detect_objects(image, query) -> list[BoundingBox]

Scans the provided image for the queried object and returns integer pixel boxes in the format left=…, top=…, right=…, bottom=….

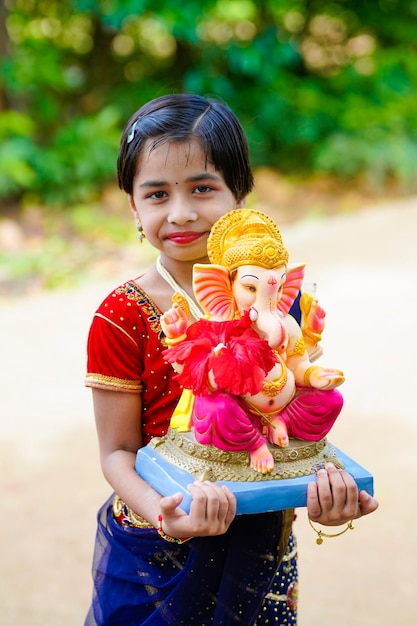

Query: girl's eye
left=149, top=190, right=167, bottom=200
left=194, top=185, right=213, bottom=194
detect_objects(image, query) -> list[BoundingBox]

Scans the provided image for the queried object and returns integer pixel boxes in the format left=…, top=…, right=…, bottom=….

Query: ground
left=1, top=197, right=416, bottom=625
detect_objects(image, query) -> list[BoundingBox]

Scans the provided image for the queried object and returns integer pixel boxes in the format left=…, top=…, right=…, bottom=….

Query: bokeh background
left=1, top=1, right=416, bottom=624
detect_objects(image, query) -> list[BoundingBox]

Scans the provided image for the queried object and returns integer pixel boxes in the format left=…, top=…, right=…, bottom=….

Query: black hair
left=117, top=93, right=254, bottom=202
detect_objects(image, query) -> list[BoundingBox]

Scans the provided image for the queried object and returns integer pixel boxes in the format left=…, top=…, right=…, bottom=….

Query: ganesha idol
left=159, top=209, right=345, bottom=476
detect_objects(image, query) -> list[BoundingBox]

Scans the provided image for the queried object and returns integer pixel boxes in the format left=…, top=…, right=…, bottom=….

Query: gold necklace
left=156, top=256, right=204, bottom=321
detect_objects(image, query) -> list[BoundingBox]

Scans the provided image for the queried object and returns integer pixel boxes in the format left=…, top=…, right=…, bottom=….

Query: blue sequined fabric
left=85, top=496, right=298, bottom=625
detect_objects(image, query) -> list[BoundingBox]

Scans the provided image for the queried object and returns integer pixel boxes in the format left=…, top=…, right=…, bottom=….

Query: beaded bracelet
left=156, top=515, right=192, bottom=544
left=308, top=517, right=354, bottom=545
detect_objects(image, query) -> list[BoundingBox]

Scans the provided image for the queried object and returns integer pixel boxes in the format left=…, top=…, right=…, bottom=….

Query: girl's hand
left=159, top=480, right=236, bottom=539
left=307, top=463, right=378, bottom=526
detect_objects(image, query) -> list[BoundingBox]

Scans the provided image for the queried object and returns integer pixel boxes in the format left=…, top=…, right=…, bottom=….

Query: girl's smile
left=164, top=231, right=206, bottom=245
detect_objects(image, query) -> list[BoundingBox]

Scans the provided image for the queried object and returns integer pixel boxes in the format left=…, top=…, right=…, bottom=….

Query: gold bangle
left=156, top=515, right=192, bottom=544
left=308, top=517, right=354, bottom=545
left=302, top=327, right=323, bottom=344
left=303, top=365, right=320, bottom=387
left=164, top=333, right=187, bottom=347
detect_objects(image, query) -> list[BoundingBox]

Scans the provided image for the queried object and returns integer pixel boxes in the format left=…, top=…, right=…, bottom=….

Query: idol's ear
left=193, top=264, right=237, bottom=321
left=278, top=263, right=306, bottom=316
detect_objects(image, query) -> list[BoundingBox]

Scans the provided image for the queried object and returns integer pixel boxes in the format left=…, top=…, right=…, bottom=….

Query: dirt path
left=1, top=198, right=416, bottom=625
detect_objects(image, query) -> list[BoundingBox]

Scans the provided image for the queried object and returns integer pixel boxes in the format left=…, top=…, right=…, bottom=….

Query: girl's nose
left=167, top=196, right=197, bottom=224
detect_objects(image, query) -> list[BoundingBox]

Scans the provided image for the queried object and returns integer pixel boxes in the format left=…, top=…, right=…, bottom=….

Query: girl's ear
left=128, top=194, right=142, bottom=232
left=128, top=194, right=139, bottom=219
left=237, top=195, right=247, bottom=208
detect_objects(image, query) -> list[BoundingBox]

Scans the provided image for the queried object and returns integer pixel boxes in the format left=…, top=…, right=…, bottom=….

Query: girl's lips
left=165, top=231, right=206, bottom=245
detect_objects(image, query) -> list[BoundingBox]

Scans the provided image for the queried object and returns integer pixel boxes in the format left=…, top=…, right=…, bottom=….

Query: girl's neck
left=156, top=255, right=206, bottom=320
left=157, top=254, right=208, bottom=292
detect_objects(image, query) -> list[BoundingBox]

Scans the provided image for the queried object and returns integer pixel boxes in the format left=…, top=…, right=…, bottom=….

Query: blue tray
left=136, top=445, right=374, bottom=515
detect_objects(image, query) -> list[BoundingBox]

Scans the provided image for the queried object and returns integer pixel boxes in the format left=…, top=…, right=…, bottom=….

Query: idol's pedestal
left=136, top=427, right=374, bottom=514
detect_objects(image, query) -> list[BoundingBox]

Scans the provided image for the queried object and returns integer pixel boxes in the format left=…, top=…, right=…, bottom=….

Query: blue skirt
left=85, top=496, right=298, bottom=625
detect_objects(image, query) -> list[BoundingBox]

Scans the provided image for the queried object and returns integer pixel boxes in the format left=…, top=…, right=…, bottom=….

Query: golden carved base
left=148, top=427, right=344, bottom=483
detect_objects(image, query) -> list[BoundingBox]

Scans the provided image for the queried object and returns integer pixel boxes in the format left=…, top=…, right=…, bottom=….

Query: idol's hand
left=308, top=366, right=345, bottom=390
left=302, top=296, right=326, bottom=335
left=160, top=302, right=189, bottom=340
left=307, top=463, right=378, bottom=526
left=159, top=480, right=236, bottom=539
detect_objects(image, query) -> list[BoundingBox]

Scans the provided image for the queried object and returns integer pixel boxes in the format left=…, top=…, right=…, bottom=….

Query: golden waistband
left=112, top=494, right=154, bottom=529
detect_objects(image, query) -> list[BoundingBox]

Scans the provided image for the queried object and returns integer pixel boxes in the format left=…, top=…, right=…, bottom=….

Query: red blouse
left=85, top=280, right=182, bottom=444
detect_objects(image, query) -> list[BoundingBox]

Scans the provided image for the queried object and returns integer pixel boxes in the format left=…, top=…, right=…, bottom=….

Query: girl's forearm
left=101, top=449, right=163, bottom=527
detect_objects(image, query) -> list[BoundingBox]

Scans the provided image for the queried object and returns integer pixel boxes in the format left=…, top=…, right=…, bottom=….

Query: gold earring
left=137, top=224, right=146, bottom=243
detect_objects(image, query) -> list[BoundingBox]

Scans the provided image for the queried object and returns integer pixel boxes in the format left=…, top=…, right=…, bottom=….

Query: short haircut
left=117, top=93, right=254, bottom=202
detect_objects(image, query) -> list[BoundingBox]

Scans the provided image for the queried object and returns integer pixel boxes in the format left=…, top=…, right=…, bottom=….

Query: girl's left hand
left=307, top=462, right=378, bottom=526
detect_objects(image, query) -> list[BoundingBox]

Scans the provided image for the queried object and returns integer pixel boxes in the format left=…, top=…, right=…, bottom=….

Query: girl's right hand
left=159, top=481, right=237, bottom=538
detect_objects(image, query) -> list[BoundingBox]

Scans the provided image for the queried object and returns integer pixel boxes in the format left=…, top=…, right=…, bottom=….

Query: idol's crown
left=207, top=209, right=289, bottom=271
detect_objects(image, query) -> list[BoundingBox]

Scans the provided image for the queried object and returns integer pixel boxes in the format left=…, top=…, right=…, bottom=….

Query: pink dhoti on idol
left=193, top=387, right=343, bottom=452
left=278, top=387, right=343, bottom=441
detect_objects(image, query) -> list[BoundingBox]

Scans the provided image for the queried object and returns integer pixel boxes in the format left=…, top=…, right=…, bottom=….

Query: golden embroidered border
left=115, top=281, right=163, bottom=338
left=85, top=373, right=143, bottom=392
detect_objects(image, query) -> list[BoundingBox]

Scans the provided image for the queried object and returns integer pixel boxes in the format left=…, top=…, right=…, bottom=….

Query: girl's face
left=128, top=138, right=245, bottom=266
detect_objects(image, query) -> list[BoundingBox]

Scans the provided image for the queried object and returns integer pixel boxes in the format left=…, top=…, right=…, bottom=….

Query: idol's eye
left=243, top=284, right=256, bottom=293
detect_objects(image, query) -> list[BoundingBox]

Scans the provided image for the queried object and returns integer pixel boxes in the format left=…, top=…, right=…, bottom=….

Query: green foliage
left=33, top=107, right=122, bottom=203
left=1, top=0, right=417, bottom=207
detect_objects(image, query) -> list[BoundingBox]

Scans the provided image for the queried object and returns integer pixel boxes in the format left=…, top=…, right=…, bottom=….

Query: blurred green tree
left=1, top=0, right=417, bottom=205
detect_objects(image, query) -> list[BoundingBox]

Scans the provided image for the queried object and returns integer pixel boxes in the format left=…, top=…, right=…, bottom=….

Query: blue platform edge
left=136, top=445, right=374, bottom=515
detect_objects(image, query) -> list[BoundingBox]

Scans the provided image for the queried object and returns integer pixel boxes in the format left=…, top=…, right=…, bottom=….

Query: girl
left=84, top=93, right=378, bottom=625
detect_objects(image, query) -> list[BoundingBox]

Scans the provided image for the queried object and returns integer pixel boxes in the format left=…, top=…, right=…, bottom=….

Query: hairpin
left=127, top=120, right=138, bottom=144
